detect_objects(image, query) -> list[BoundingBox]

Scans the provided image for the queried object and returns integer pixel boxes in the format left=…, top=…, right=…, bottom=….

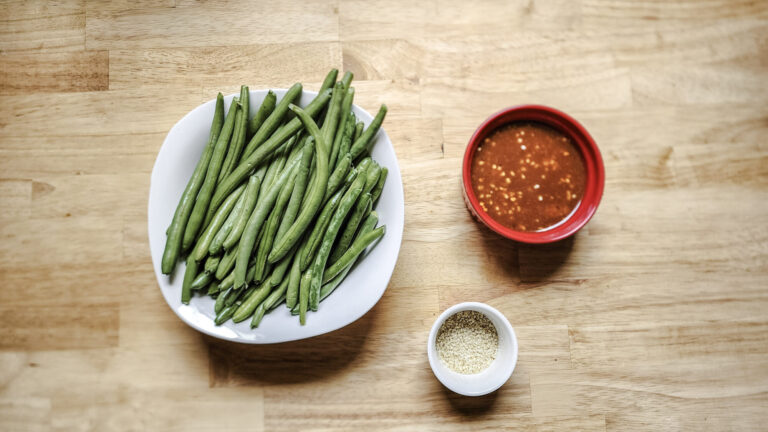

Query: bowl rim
left=427, top=302, right=518, bottom=396
left=461, top=104, right=605, bottom=244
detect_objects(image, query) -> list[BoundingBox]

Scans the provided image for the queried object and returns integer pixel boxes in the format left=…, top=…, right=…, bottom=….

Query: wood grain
left=1, top=0, right=767, bottom=430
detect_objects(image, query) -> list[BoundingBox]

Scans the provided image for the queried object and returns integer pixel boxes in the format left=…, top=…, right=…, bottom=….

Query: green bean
left=318, top=68, right=338, bottom=95
left=329, top=193, right=371, bottom=264
left=183, top=97, right=240, bottom=249
left=309, top=169, right=366, bottom=310
left=253, top=172, right=295, bottom=283
left=190, top=183, right=245, bottom=262
left=323, top=225, right=385, bottom=284
left=267, top=104, right=331, bottom=264
left=214, top=303, right=237, bottom=325
left=207, top=280, right=221, bottom=295
left=269, top=245, right=296, bottom=287
left=251, top=276, right=289, bottom=328
left=219, top=174, right=261, bottom=252
left=217, top=260, right=257, bottom=293
left=357, top=157, right=373, bottom=173
left=370, top=166, right=388, bottom=205
left=232, top=280, right=272, bottom=323
left=363, top=162, right=382, bottom=195
left=181, top=255, right=199, bottom=304
left=248, top=90, right=276, bottom=138
left=323, top=154, right=352, bottom=202
left=241, top=83, right=302, bottom=160
left=336, top=112, right=355, bottom=168
left=276, top=143, right=313, bottom=245
left=298, top=180, right=350, bottom=271
left=234, top=155, right=301, bottom=288
left=162, top=93, right=224, bottom=274
left=320, top=211, right=379, bottom=302
left=320, top=82, right=345, bottom=157
left=204, top=255, right=221, bottom=274
left=329, top=88, right=355, bottom=172
left=350, top=105, right=387, bottom=161
left=208, top=179, right=249, bottom=255
left=340, top=70, right=354, bottom=89
left=270, top=294, right=286, bottom=310
left=220, top=86, right=249, bottom=182
left=286, top=251, right=302, bottom=308
left=299, top=269, right=311, bottom=325
left=354, top=120, right=364, bottom=142
left=209, top=89, right=331, bottom=216
left=190, top=270, right=213, bottom=291
left=215, top=287, right=231, bottom=314
left=257, top=140, right=287, bottom=199
left=225, top=285, right=251, bottom=307
left=215, top=243, right=239, bottom=280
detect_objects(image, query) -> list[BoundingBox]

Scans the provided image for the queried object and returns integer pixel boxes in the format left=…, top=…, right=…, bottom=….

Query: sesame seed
left=436, top=311, right=499, bottom=375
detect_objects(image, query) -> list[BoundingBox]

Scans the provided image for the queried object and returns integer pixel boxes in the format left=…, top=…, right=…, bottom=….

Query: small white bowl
left=427, top=302, right=518, bottom=396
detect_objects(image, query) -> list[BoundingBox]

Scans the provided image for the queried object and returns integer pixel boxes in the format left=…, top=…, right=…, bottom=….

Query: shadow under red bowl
left=462, top=105, right=605, bottom=244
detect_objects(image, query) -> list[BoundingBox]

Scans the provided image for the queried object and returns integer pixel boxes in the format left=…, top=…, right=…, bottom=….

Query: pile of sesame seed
left=436, top=310, right=499, bottom=374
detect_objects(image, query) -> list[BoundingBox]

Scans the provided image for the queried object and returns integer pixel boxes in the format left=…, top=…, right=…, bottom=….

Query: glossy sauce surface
left=470, top=122, right=586, bottom=232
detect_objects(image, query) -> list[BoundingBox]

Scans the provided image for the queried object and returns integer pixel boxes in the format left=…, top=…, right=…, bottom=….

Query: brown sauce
left=470, top=122, right=586, bottom=232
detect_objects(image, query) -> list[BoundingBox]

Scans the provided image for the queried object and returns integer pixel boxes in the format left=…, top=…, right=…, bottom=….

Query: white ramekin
left=427, top=302, right=518, bottom=396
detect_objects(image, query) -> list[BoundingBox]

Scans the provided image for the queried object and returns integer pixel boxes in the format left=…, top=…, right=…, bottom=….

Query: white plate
left=148, top=89, right=404, bottom=343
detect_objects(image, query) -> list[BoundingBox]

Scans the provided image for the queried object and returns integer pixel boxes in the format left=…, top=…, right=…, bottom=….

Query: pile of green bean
left=161, top=69, right=388, bottom=327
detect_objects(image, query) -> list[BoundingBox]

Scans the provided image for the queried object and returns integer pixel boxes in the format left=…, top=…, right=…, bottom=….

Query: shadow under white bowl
left=148, top=89, right=404, bottom=344
left=427, top=302, right=518, bottom=396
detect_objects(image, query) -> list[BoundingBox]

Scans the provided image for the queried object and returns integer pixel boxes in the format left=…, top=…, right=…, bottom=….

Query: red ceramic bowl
left=462, top=105, right=604, bottom=244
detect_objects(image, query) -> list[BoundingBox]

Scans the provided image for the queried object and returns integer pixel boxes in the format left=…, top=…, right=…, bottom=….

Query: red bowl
left=462, top=105, right=605, bottom=244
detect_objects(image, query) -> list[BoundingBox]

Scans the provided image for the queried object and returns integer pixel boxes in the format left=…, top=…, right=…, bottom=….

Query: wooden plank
left=0, top=89, right=203, bottom=137
left=0, top=0, right=85, bottom=53
left=339, top=0, right=581, bottom=41
left=0, top=133, right=162, bottom=177
left=0, top=51, right=108, bottom=94
left=530, top=366, right=768, bottom=431
left=86, top=0, right=339, bottom=49
left=0, top=179, right=32, bottom=220
left=109, top=43, right=342, bottom=90
left=0, top=302, right=119, bottom=350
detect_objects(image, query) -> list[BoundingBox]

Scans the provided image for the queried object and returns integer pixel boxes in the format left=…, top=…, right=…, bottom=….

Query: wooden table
left=2, top=1, right=767, bottom=430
